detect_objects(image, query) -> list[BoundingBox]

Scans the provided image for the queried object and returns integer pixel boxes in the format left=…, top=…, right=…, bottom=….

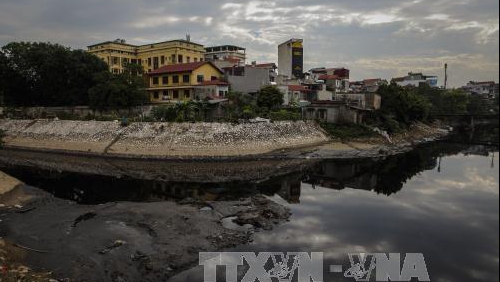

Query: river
left=0, top=141, right=498, bottom=282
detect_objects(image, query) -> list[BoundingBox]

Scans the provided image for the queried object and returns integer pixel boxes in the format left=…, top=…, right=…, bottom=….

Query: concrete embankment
left=0, top=119, right=329, bottom=158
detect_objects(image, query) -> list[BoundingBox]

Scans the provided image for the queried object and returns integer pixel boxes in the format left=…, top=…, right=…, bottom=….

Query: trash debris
left=13, top=243, right=48, bottom=254
left=99, top=240, right=126, bottom=255
left=72, top=212, right=97, bottom=227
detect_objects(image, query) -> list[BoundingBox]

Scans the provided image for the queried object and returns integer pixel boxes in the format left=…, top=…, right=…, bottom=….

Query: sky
left=0, top=0, right=498, bottom=87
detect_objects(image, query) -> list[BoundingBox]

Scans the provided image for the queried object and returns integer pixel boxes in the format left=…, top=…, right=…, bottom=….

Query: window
left=194, top=58, right=198, bottom=62
left=211, top=76, right=217, bottom=81
left=161, top=56, right=165, bottom=65
left=162, top=76, right=168, bottom=85
left=187, top=56, right=190, bottom=63
left=197, top=75, right=204, bottom=83
left=112, top=57, right=118, bottom=65
left=183, top=75, right=190, bottom=83
left=178, top=54, right=183, bottom=63
left=152, top=77, right=159, bottom=85
left=219, top=91, right=223, bottom=96
left=148, top=58, right=152, bottom=66
left=171, top=54, right=176, bottom=63
left=173, top=90, right=179, bottom=99
left=153, top=91, right=159, bottom=99
left=172, top=75, right=179, bottom=83
left=153, top=57, right=159, bottom=69
left=184, top=90, right=190, bottom=98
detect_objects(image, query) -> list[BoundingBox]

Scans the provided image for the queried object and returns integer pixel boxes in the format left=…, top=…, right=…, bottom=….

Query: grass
left=320, top=123, right=377, bottom=140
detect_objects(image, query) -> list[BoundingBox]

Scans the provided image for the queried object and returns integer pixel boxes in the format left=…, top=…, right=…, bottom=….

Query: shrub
left=0, top=129, right=5, bottom=148
left=152, top=105, right=177, bottom=122
left=320, top=123, right=377, bottom=140
left=270, top=109, right=301, bottom=121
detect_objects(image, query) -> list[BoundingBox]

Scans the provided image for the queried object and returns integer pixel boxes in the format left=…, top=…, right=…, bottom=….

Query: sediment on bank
left=0, top=119, right=329, bottom=157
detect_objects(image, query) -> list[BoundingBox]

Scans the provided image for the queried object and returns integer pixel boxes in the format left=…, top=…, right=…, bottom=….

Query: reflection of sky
left=170, top=153, right=499, bottom=282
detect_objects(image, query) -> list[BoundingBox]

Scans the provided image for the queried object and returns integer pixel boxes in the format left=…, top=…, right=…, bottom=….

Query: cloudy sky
left=0, top=0, right=498, bottom=87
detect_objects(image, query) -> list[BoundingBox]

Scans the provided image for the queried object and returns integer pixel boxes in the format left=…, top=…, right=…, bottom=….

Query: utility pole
left=444, top=63, right=448, bottom=90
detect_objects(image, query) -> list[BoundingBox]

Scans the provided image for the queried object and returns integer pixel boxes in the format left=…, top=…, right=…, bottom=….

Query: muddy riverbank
left=0, top=174, right=291, bottom=282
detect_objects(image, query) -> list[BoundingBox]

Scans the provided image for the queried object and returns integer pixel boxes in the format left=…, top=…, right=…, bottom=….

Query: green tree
left=88, top=67, right=148, bottom=111
left=377, top=83, right=431, bottom=125
left=0, top=42, right=108, bottom=106
left=226, top=91, right=257, bottom=120
left=257, top=86, right=284, bottom=111
left=414, top=84, right=468, bottom=115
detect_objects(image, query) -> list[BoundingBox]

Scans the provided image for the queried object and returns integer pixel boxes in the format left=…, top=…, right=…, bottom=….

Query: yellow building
left=147, top=61, right=226, bottom=103
left=87, top=38, right=206, bottom=74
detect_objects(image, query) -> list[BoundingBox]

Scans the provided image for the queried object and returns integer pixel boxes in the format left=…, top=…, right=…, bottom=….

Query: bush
left=270, top=109, right=301, bottom=121
left=320, top=123, right=377, bottom=140
left=175, top=112, right=185, bottom=123
left=152, top=105, right=177, bottom=122
left=0, top=129, right=5, bottom=148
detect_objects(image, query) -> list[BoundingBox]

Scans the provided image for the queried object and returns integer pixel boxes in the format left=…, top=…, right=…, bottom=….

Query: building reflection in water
left=0, top=142, right=496, bottom=206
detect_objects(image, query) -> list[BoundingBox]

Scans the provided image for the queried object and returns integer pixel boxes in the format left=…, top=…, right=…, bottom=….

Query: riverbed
left=0, top=140, right=498, bottom=282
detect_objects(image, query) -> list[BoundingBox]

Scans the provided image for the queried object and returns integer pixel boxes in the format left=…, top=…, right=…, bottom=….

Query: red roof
left=364, top=78, right=381, bottom=85
left=198, top=80, right=230, bottom=86
left=248, top=63, right=277, bottom=69
left=288, top=85, right=309, bottom=92
left=470, top=81, right=495, bottom=85
left=148, top=61, right=222, bottom=75
left=318, top=74, right=339, bottom=80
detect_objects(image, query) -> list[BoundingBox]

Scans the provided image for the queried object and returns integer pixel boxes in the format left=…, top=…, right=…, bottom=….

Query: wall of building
left=226, top=67, right=271, bottom=94
left=278, top=39, right=303, bottom=79
left=87, top=40, right=205, bottom=73
left=147, top=64, right=223, bottom=103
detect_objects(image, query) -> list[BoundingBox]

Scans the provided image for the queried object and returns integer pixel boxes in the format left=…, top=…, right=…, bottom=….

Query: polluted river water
left=0, top=141, right=498, bottom=282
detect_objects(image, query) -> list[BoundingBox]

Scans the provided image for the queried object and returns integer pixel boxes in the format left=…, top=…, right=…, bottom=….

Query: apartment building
left=87, top=38, right=206, bottom=74
left=204, top=45, right=246, bottom=65
left=147, top=61, right=224, bottom=103
left=278, top=38, right=304, bottom=79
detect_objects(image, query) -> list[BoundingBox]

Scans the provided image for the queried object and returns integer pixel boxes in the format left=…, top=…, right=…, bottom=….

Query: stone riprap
left=0, top=119, right=329, bottom=157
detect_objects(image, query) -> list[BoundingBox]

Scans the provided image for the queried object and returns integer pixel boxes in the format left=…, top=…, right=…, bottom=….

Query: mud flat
left=0, top=173, right=291, bottom=282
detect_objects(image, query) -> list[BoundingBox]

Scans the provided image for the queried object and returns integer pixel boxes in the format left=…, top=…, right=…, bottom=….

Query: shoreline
left=0, top=119, right=451, bottom=162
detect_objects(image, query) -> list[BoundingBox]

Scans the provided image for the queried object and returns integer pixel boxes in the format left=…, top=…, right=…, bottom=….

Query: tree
left=257, top=86, right=284, bottom=111
left=0, top=42, right=108, bottom=106
left=88, top=66, right=148, bottom=111
left=414, top=84, right=468, bottom=115
left=377, top=84, right=431, bottom=125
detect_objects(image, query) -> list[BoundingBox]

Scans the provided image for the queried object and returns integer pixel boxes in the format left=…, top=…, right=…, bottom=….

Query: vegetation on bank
left=368, top=83, right=498, bottom=134
left=0, top=129, right=4, bottom=148
left=0, top=42, right=146, bottom=110
left=320, top=123, right=377, bottom=140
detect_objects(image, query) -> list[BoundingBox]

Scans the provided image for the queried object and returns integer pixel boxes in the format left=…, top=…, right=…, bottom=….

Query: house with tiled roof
left=147, top=61, right=227, bottom=103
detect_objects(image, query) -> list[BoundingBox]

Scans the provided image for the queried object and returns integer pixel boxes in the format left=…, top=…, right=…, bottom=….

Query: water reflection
left=170, top=144, right=499, bottom=282
left=0, top=143, right=496, bottom=205
left=1, top=142, right=498, bottom=282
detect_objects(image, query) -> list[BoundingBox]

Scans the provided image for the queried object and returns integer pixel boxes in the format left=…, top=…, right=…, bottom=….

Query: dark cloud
left=0, top=0, right=497, bottom=86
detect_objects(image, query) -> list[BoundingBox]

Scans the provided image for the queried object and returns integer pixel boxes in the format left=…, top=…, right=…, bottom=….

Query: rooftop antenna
left=444, top=63, right=448, bottom=89
left=186, top=33, right=191, bottom=42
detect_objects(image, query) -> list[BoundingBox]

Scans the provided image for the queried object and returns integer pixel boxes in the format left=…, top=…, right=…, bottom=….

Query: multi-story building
left=87, top=38, right=206, bottom=74
left=147, top=61, right=225, bottom=103
left=278, top=39, right=304, bottom=79
left=392, top=72, right=438, bottom=87
left=223, top=63, right=278, bottom=94
left=204, top=45, right=246, bottom=65
left=462, top=81, right=497, bottom=97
